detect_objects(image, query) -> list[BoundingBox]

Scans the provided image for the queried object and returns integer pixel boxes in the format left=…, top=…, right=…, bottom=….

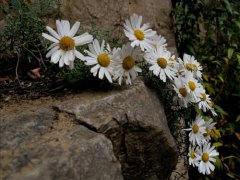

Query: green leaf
left=223, top=0, right=233, bottom=14
left=215, top=105, right=228, bottom=116
left=213, top=142, right=223, bottom=147
left=215, top=156, right=223, bottom=170
left=227, top=173, right=235, bottom=179
left=236, top=115, right=240, bottom=122
left=228, top=48, right=234, bottom=59
left=235, top=20, right=240, bottom=29
left=217, top=74, right=224, bottom=82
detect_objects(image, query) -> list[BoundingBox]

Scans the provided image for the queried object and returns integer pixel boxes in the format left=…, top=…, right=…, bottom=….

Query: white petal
left=64, top=53, right=70, bottom=65
left=46, top=26, right=60, bottom=39
left=105, top=69, right=112, bottom=83
left=56, top=20, right=64, bottom=37
left=42, top=33, right=59, bottom=43
left=59, top=55, right=64, bottom=67
left=68, top=21, right=80, bottom=37
left=47, top=43, right=58, bottom=50
left=91, top=64, right=100, bottom=74
left=61, top=20, right=70, bottom=35
left=99, top=67, right=104, bottom=79
left=51, top=50, right=61, bottom=63
left=69, top=50, right=75, bottom=61
left=74, top=33, right=93, bottom=46
left=75, top=50, right=85, bottom=61
left=46, top=45, right=59, bottom=58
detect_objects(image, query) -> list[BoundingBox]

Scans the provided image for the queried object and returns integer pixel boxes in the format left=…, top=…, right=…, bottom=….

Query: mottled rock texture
left=0, top=108, right=123, bottom=180
left=56, top=0, right=177, bottom=54
left=55, top=79, right=178, bottom=179
left=1, top=79, right=178, bottom=180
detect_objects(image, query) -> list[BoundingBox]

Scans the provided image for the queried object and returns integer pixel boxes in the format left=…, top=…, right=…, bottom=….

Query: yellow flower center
left=202, top=153, right=209, bottom=162
left=185, top=63, right=192, bottom=71
left=59, top=36, right=75, bottom=51
left=179, top=87, right=187, bottom=97
left=192, top=64, right=198, bottom=71
left=97, top=53, right=110, bottom=67
left=157, top=58, right=167, bottom=69
left=190, top=150, right=196, bottom=159
left=169, top=58, right=175, bottom=62
left=192, top=124, right=199, bottom=133
left=201, top=93, right=206, bottom=101
left=122, top=56, right=135, bottom=70
left=134, top=29, right=144, bottom=41
left=153, top=44, right=157, bottom=49
left=188, top=81, right=196, bottom=91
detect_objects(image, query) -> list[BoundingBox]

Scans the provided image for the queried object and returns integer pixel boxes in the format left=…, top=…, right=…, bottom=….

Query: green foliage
left=173, top=0, right=240, bottom=179
left=0, top=0, right=59, bottom=77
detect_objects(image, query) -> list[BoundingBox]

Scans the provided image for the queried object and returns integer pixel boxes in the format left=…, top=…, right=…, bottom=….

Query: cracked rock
left=0, top=109, right=123, bottom=180
left=55, top=79, right=178, bottom=179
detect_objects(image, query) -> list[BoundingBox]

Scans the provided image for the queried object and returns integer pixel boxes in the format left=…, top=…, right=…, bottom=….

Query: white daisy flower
left=197, top=87, right=213, bottom=111
left=150, top=34, right=167, bottom=51
left=124, top=14, right=156, bottom=51
left=185, top=115, right=206, bottom=146
left=112, top=43, right=142, bottom=85
left=173, top=76, right=192, bottom=107
left=196, top=142, right=219, bottom=175
left=188, top=146, right=200, bottom=167
left=183, top=71, right=202, bottom=102
left=144, top=47, right=176, bottom=82
left=183, top=54, right=203, bottom=79
left=203, top=119, right=216, bottom=142
left=174, top=57, right=186, bottom=78
left=84, top=39, right=118, bottom=83
left=42, top=20, right=93, bottom=68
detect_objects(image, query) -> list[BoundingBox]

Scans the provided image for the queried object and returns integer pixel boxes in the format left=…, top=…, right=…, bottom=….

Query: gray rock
left=48, top=0, right=177, bottom=55
left=0, top=108, right=123, bottom=180
left=55, top=79, right=178, bottom=179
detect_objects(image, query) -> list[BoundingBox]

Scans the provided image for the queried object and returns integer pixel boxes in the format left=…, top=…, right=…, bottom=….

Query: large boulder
left=0, top=79, right=178, bottom=180
left=55, top=79, right=178, bottom=179
left=0, top=107, right=123, bottom=180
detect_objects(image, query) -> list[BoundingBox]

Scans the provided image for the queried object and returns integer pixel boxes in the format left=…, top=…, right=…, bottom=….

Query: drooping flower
left=173, top=57, right=186, bottom=78
left=183, top=71, right=202, bottom=102
left=173, top=76, right=193, bottom=107
left=203, top=119, right=216, bottom=142
left=149, top=34, right=167, bottom=51
left=112, top=43, right=142, bottom=85
left=183, top=54, right=203, bottom=79
left=42, top=20, right=93, bottom=68
left=185, top=115, right=206, bottom=146
left=84, top=39, right=118, bottom=83
left=144, top=47, right=176, bottom=82
left=123, top=14, right=156, bottom=51
left=196, top=143, right=219, bottom=175
left=188, top=146, right=200, bottom=167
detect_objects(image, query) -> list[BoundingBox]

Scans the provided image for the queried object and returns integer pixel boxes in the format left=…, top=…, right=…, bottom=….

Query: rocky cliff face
left=0, top=79, right=178, bottom=179
left=55, top=0, right=177, bottom=54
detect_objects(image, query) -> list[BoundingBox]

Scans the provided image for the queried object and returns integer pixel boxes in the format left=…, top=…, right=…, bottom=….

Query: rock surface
left=57, top=0, right=177, bottom=54
left=1, top=79, right=178, bottom=180
left=0, top=107, right=123, bottom=180
left=55, top=79, right=178, bottom=179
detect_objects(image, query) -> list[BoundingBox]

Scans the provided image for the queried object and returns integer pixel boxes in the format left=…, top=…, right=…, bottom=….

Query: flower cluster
left=42, top=14, right=219, bottom=175
left=185, top=116, right=219, bottom=174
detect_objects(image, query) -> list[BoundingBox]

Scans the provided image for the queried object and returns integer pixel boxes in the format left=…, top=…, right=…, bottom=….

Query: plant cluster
left=42, top=14, right=220, bottom=176
left=0, top=0, right=60, bottom=78
left=173, top=0, right=240, bottom=179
